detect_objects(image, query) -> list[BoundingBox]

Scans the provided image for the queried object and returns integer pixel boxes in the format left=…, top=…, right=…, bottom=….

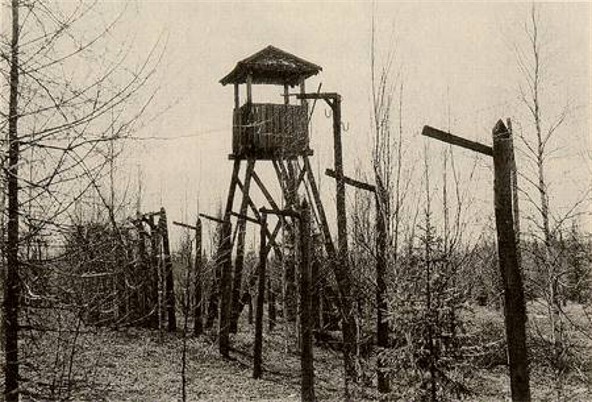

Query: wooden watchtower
left=221, top=45, right=319, bottom=160
left=219, top=46, right=334, bottom=331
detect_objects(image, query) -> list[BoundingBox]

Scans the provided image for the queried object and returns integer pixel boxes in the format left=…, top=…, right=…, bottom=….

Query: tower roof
left=220, top=45, right=322, bottom=87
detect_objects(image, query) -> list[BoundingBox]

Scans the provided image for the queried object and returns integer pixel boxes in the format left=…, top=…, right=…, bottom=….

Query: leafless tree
left=514, top=5, right=590, bottom=398
left=1, top=1, right=164, bottom=399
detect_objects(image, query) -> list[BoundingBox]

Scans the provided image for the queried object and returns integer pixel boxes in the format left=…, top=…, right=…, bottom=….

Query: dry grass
left=8, top=300, right=592, bottom=401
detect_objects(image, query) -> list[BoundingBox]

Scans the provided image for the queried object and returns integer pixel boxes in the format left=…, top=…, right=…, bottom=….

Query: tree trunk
left=4, top=1, right=20, bottom=400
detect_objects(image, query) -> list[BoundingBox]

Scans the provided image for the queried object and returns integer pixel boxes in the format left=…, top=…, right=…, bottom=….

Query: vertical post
left=234, top=83, right=240, bottom=109
left=284, top=83, right=290, bottom=105
left=219, top=220, right=233, bottom=357
left=253, top=213, right=267, bottom=379
left=492, top=119, right=530, bottom=402
left=231, top=159, right=256, bottom=332
left=206, top=223, right=223, bottom=329
left=246, top=74, right=253, bottom=104
left=375, top=193, right=390, bottom=393
left=160, top=208, right=177, bottom=332
left=194, top=218, right=203, bottom=336
left=331, top=96, right=357, bottom=399
left=268, top=277, right=276, bottom=332
left=299, top=201, right=316, bottom=402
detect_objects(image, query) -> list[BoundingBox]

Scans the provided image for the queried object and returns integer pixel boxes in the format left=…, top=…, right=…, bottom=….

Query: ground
left=9, top=301, right=592, bottom=401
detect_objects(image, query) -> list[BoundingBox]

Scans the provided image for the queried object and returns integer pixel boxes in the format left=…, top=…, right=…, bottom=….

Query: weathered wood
left=231, top=159, right=256, bottom=333
left=173, top=221, right=198, bottom=230
left=329, top=95, right=357, bottom=400
left=302, top=155, right=335, bottom=259
left=159, top=208, right=177, bottom=332
left=194, top=218, right=203, bottom=336
left=218, top=220, right=233, bottom=357
left=268, top=277, right=276, bottom=332
left=492, top=119, right=530, bottom=402
left=224, top=159, right=241, bottom=219
left=199, top=212, right=225, bottom=224
left=230, top=211, right=260, bottom=225
left=296, top=92, right=341, bottom=101
left=299, top=200, right=316, bottom=402
left=234, top=83, right=240, bottom=109
left=246, top=74, right=253, bottom=103
left=253, top=213, right=267, bottom=379
left=422, top=125, right=493, bottom=157
left=259, top=207, right=299, bottom=219
left=375, top=193, right=390, bottom=393
left=206, top=223, right=222, bottom=329
left=325, top=169, right=376, bottom=193
left=236, top=179, right=282, bottom=256
left=251, top=170, right=287, bottom=229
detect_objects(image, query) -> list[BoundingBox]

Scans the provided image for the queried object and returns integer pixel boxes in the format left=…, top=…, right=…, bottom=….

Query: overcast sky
left=107, top=1, right=590, bottom=246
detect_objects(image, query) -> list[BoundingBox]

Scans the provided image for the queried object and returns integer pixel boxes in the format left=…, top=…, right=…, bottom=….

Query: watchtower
left=220, top=45, right=320, bottom=160
left=219, top=46, right=334, bottom=331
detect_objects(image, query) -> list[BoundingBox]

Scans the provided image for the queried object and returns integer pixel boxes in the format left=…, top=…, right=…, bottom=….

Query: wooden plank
left=230, top=211, right=260, bottom=225
left=422, top=125, right=493, bottom=157
left=173, top=221, right=198, bottom=230
left=325, top=169, right=376, bottom=193
left=199, top=212, right=225, bottom=224
left=260, top=207, right=300, bottom=219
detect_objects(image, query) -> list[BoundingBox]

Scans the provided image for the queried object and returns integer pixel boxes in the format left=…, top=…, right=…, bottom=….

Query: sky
left=93, top=1, right=590, bottom=249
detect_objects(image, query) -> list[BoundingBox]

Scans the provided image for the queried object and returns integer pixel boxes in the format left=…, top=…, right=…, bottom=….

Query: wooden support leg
left=231, top=159, right=256, bottom=333
left=160, top=208, right=177, bottom=332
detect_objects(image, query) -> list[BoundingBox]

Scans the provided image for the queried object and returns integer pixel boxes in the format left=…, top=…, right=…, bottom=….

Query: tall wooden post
left=331, top=96, right=357, bottom=399
left=219, top=220, right=233, bottom=357
left=194, top=218, right=203, bottom=336
left=160, top=208, right=177, bottom=332
left=492, top=120, right=530, bottom=402
left=299, top=200, right=316, bottom=402
left=268, top=277, right=276, bottom=332
left=375, top=192, right=390, bottom=393
left=421, top=122, right=531, bottom=401
left=253, top=213, right=267, bottom=379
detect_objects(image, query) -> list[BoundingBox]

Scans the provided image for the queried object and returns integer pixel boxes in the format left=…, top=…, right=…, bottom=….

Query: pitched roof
left=220, top=45, right=322, bottom=86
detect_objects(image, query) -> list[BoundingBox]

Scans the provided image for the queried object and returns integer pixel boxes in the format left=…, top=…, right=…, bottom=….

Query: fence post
left=492, top=119, right=531, bottom=402
left=160, top=208, right=177, bottom=332
left=219, top=220, right=233, bottom=357
left=194, top=218, right=203, bottom=336
left=253, top=213, right=267, bottom=379
left=299, top=200, right=316, bottom=402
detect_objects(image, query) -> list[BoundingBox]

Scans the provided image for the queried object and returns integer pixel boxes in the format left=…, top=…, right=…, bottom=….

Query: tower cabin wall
left=232, top=102, right=309, bottom=160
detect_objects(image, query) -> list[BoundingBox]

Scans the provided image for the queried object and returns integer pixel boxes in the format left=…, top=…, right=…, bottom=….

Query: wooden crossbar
left=422, top=125, right=493, bottom=157
left=325, top=169, right=376, bottom=193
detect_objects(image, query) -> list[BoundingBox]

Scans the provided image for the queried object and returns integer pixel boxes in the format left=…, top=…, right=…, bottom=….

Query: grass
left=7, top=300, right=592, bottom=401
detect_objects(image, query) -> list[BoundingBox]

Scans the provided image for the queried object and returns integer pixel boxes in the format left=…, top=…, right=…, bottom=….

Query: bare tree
left=1, top=1, right=163, bottom=398
left=514, top=5, right=589, bottom=398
